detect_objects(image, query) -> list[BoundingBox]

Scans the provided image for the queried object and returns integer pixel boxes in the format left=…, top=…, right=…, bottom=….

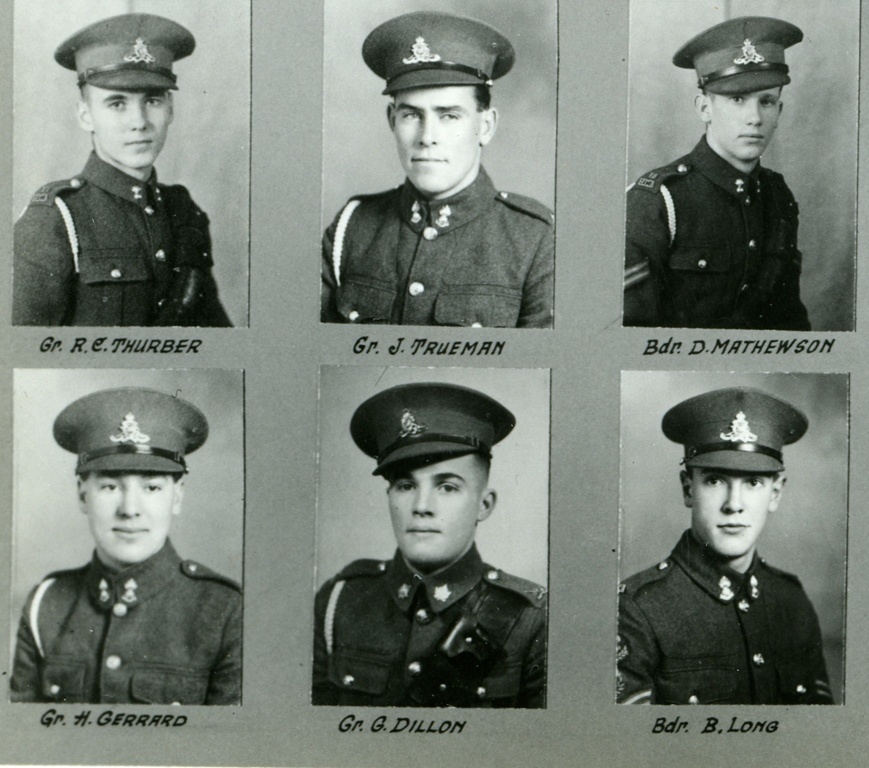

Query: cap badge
left=398, top=583, right=411, bottom=599
left=720, top=411, right=757, bottom=444
left=399, top=409, right=427, bottom=438
left=718, top=575, right=734, bottom=602
left=124, top=37, right=156, bottom=65
left=110, top=413, right=151, bottom=445
left=436, top=205, right=452, bottom=228
left=433, top=584, right=452, bottom=602
left=403, top=37, right=442, bottom=65
left=734, top=39, right=764, bottom=66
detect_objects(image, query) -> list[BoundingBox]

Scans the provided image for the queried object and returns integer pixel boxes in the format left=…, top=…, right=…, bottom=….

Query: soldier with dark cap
left=617, top=387, right=833, bottom=705
left=321, top=11, right=554, bottom=328
left=313, top=383, right=547, bottom=707
left=14, top=13, right=231, bottom=327
left=624, top=17, right=810, bottom=330
left=10, top=388, right=241, bottom=705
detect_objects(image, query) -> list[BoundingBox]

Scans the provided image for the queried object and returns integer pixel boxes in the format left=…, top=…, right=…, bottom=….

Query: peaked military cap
left=55, top=13, right=195, bottom=91
left=662, top=387, right=807, bottom=472
left=350, top=383, right=515, bottom=475
left=54, top=388, right=208, bottom=474
left=673, top=16, right=802, bottom=95
left=363, top=11, right=514, bottom=95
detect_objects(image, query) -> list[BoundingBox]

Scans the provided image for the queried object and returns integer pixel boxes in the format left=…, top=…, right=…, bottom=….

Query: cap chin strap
left=78, top=443, right=186, bottom=471
left=684, top=441, right=782, bottom=463
left=698, top=62, right=788, bottom=89
left=78, top=62, right=177, bottom=87
left=388, top=61, right=493, bottom=89
left=378, top=433, right=490, bottom=463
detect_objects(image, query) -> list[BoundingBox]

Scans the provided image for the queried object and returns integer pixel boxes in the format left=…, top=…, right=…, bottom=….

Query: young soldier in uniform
left=13, top=14, right=231, bottom=327
left=10, top=388, right=241, bottom=705
left=623, top=17, right=810, bottom=330
left=313, top=383, right=547, bottom=707
left=321, top=12, right=554, bottom=328
left=617, top=387, right=833, bottom=705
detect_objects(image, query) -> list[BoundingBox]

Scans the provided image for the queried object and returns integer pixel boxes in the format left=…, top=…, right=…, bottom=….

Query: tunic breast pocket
left=656, top=666, right=738, bottom=705
left=434, top=284, right=522, bottom=327
left=41, top=662, right=87, bottom=703
left=328, top=647, right=393, bottom=696
left=76, top=250, right=152, bottom=325
left=667, top=245, right=734, bottom=323
left=130, top=669, right=211, bottom=705
left=337, top=277, right=397, bottom=323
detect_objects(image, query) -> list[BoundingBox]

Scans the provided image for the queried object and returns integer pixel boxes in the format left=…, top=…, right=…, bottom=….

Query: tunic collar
left=86, top=539, right=181, bottom=613
left=669, top=529, right=761, bottom=607
left=400, top=167, right=496, bottom=235
left=80, top=152, right=161, bottom=209
left=385, top=544, right=485, bottom=614
left=688, top=136, right=761, bottom=199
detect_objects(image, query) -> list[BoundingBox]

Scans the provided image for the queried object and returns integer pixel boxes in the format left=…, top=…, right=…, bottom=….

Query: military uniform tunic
left=313, top=546, right=547, bottom=707
left=617, top=530, right=832, bottom=705
left=624, top=137, right=810, bottom=330
left=10, top=541, right=241, bottom=705
left=321, top=168, right=554, bottom=328
left=14, top=153, right=231, bottom=327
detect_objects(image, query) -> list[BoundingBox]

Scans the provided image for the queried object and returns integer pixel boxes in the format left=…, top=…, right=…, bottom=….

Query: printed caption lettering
left=353, top=336, right=505, bottom=357
left=650, top=715, right=779, bottom=735
left=642, top=337, right=834, bottom=356
left=40, top=709, right=188, bottom=728
left=338, top=714, right=466, bottom=734
left=40, top=337, right=203, bottom=354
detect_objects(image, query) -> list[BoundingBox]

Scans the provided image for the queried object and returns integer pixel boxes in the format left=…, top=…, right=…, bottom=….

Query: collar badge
left=399, top=409, right=427, bottom=438
left=436, top=205, right=452, bottom=228
left=403, top=37, right=442, bottom=65
left=111, top=413, right=150, bottom=445
left=433, top=584, right=452, bottom=602
left=718, top=575, right=734, bottom=602
left=131, top=185, right=143, bottom=200
left=99, top=578, right=110, bottom=603
left=122, top=578, right=138, bottom=604
left=410, top=200, right=422, bottom=224
left=734, top=39, right=765, bottom=66
left=750, top=574, right=760, bottom=599
left=735, top=179, right=745, bottom=194
left=124, top=37, right=156, bottom=64
left=398, top=583, right=411, bottom=599
left=720, top=411, right=758, bottom=444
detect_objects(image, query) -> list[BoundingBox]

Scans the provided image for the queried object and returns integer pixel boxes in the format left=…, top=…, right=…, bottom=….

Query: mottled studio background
left=12, top=0, right=250, bottom=326
left=620, top=371, right=848, bottom=702
left=627, top=0, right=858, bottom=331
left=321, top=0, right=557, bottom=223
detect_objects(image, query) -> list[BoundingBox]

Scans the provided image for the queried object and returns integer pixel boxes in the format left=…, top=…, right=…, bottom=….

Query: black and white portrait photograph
left=618, top=371, right=847, bottom=705
left=313, top=365, right=549, bottom=707
left=12, top=0, right=250, bottom=327
left=11, top=368, right=245, bottom=705
left=622, top=0, right=857, bottom=331
left=320, top=0, right=557, bottom=328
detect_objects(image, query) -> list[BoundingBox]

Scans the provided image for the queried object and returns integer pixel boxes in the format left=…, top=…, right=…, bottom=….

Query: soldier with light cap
left=617, top=387, right=833, bottom=705
left=14, top=13, right=231, bottom=327
left=10, top=388, right=241, bottom=705
left=321, top=11, right=554, bottom=328
left=313, top=383, right=547, bottom=707
left=624, top=16, right=810, bottom=330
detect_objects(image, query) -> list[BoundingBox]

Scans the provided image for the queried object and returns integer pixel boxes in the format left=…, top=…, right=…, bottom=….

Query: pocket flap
left=434, top=286, right=522, bottom=327
left=668, top=247, right=730, bottom=274
left=130, top=670, right=210, bottom=705
left=337, top=279, right=396, bottom=323
left=41, top=662, right=86, bottom=702
left=329, top=648, right=392, bottom=695
left=79, top=251, right=150, bottom=285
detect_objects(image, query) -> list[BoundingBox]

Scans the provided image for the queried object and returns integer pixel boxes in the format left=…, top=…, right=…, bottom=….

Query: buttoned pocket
left=337, top=278, right=396, bottom=323
left=41, top=662, right=86, bottom=703
left=668, top=246, right=731, bottom=274
left=481, top=663, right=522, bottom=701
left=656, top=667, right=737, bottom=705
left=434, top=285, right=522, bottom=327
left=130, top=669, right=210, bottom=705
left=329, top=648, right=392, bottom=695
left=78, top=250, right=150, bottom=285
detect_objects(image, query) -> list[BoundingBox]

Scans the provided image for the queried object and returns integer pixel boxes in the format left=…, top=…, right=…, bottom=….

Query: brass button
left=155, top=249, right=166, bottom=262
left=744, top=197, right=751, bottom=206
left=688, top=695, right=700, bottom=704
left=409, top=281, right=425, bottom=296
left=110, top=268, right=122, bottom=279
left=697, top=259, right=707, bottom=269
left=423, top=227, right=438, bottom=240
left=471, top=322, right=482, bottom=328
left=486, top=570, right=499, bottom=580
left=738, top=600, right=749, bottom=613
left=112, top=603, right=128, bottom=617
left=144, top=206, right=155, bottom=215
left=677, top=164, right=688, bottom=173
left=408, top=661, right=422, bottom=676
left=342, top=675, right=355, bottom=686
left=348, top=310, right=360, bottom=322
left=49, top=684, right=61, bottom=695
left=415, top=609, right=430, bottom=624
left=105, top=655, right=122, bottom=670
left=476, top=686, right=486, bottom=698
left=70, top=178, right=82, bottom=188
left=377, top=562, right=387, bottom=572
left=439, top=683, right=447, bottom=692
left=796, top=684, right=807, bottom=694
left=748, top=239, right=757, bottom=250
left=658, top=561, right=668, bottom=570
left=753, top=653, right=765, bottom=666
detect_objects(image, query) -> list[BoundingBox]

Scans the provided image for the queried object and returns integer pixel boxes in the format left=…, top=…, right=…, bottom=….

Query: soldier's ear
left=171, top=477, right=185, bottom=516
left=77, top=477, right=88, bottom=513
left=694, top=93, right=712, bottom=124
left=387, top=102, right=397, bottom=131
left=767, top=472, right=786, bottom=512
left=680, top=470, right=694, bottom=508
left=479, top=107, right=498, bottom=147
left=77, top=97, right=95, bottom=134
left=477, top=489, right=496, bottom=523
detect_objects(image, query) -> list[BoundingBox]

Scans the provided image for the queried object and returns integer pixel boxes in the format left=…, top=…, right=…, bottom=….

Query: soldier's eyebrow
left=394, top=102, right=468, bottom=115
left=431, top=471, right=465, bottom=483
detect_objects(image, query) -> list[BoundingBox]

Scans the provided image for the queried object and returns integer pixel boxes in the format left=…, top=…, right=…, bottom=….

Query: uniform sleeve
left=320, top=214, right=343, bottom=323
left=517, top=224, right=554, bottom=329
left=623, top=187, right=670, bottom=327
left=12, top=204, right=77, bottom=326
left=205, top=589, right=242, bottom=705
left=519, top=608, right=547, bottom=708
left=617, top=591, right=659, bottom=704
left=802, top=600, right=834, bottom=704
left=10, top=593, right=44, bottom=702
left=311, top=580, right=338, bottom=705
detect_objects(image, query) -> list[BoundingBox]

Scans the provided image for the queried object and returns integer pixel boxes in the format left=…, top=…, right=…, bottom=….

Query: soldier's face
left=386, top=453, right=495, bottom=573
left=77, top=86, right=174, bottom=182
left=79, top=472, right=183, bottom=570
left=695, top=88, right=783, bottom=173
left=682, top=468, right=783, bottom=573
left=388, top=86, right=497, bottom=200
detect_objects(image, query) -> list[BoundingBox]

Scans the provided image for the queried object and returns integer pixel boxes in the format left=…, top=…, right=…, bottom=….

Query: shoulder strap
left=332, top=200, right=362, bottom=287
left=53, top=198, right=80, bottom=274
left=29, top=577, right=56, bottom=658
left=324, top=579, right=346, bottom=655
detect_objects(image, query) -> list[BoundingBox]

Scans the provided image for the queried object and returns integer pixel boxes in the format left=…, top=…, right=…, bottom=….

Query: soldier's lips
left=406, top=528, right=440, bottom=535
left=113, top=527, right=148, bottom=538
left=718, top=524, right=748, bottom=534
left=412, top=158, right=446, bottom=163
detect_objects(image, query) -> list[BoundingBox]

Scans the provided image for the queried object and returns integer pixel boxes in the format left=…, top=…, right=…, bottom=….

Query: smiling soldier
left=617, top=387, right=833, bottom=705
left=321, top=11, right=554, bottom=328
left=10, top=388, right=241, bottom=705
left=313, top=383, right=547, bottom=707
left=623, top=17, right=810, bottom=330
left=13, top=13, right=231, bottom=327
